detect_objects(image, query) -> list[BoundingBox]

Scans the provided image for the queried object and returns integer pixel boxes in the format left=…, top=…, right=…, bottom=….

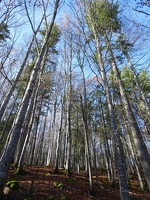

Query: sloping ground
left=6, top=165, right=150, bottom=200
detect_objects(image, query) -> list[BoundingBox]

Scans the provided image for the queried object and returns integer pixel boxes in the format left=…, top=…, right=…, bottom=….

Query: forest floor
left=5, top=165, right=150, bottom=200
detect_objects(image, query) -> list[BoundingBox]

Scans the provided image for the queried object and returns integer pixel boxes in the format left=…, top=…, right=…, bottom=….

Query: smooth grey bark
left=29, top=94, right=44, bottom=165
left=14, top=88, right=36, bottom=166
left=127, top=132, right=144, bottom=190
left=35, top=110, right=48, bottom=165
left=65, top=82, right=72, bottom=175
left=0, top=103, right=15, bottom=143
left=0, top=0, right=60, bottom=193
left=54, top=98, right=63, bottom=173
left=90, top=23, right=117, bottom=185
left=46, top=98, right=58, bottom=166
left=18, top=81, right=40, bottom=167
left=105, top=34, right=150, bottom=191
left=96, top=38, right=129, bottom=196
left=80, top=94, right=93, bottom=193
left=0, top=38, right=33, bottom=122
left=86, top=10, right=129, bottom=197
left=122, top=113, right=144, bottom=190
left=76, top=110, right=81, bottom=174
left=79, top=54, right=93, bottom=192
left=15, top=82, right=39, bottom=168
left=64, top=34, right=73, bottom=175
left=0, top=16, right=44, bottom=123
left=122, top=47, right=150, bottom=117
left=91, top=133, right=98, bottom=177
left=99, top=96, right=112, bottom=180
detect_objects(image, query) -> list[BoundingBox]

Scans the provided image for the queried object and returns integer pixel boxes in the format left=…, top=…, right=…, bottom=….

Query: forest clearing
left=0, top=0, right=150, bottom=200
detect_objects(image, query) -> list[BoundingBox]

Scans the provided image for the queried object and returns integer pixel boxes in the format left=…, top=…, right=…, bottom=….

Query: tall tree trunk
left=14, top=87, right=36, bottom=166
left=105, top=33, right=150, bottom=191
left=80, top=94, right=93, bottom=194
left=123, top=48, right=150, bottom=116
left=89, top=22, right=129, bottom=198
left=0, top=16, right=44, bottom=122
left=54, top=98, right=63, bottom=173
left=0, top=0, right=60, bottom=194
left=65, top=88, right=71, bottom=175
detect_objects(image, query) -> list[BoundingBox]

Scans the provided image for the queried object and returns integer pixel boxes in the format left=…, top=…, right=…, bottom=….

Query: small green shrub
left=6, top=180, right=19, bottom=189
left=45, top=172, right=50, bottom=176
left=60, top=194, right=67, bottom=200
left=53, top=181, right=64, bottom=189
left=46, top=196, right=54, bottom=200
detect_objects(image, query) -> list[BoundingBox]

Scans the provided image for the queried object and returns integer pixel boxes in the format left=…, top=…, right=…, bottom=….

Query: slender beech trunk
left=89, top=22, right=129, bottom=197
left=92, top=31, right=117, bottom=185
left=123, top=115, right=144, bottom=190
left=0, top=103, right=15, bottom=143
left=105, top=33, right=150, bottom=191
left=80, top=94, right=93, bottom=194
left=14, top=72, right=41, bottom=167
left=64, top=35, right=73, bottom=175
left=127, top=133, right=144, bottom=190
left=14, top=86, right=37, bottom=166
left=123, top=50, right=150, bottom=116
left=0, top=0, right=60, bottom=194
left=46, top=97, right=57, bottom=166
left=96, top=41, right=129, bottom=198
left=18, top=83, right=40, bottom=168
left=65, top=87, right=71, bottom=175
left=100, top=96, right=112, bottom=180
left=30, top=95, right=44, bottom=165
left=91, top=133, right=98, bottom=177
left=0, top=16, right=44, bottom=123
left=54, top=99, right=63, bottom=173
left=36, top=110, right=48, bottom=165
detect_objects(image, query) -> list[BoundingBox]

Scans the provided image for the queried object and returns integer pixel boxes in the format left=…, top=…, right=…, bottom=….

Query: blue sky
left=1, top=0, right=149, bottom=78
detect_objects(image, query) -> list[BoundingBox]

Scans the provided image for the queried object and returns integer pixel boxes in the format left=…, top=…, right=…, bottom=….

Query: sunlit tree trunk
left=46, top=100, right=57, bottom=166
left=54, top=98, right=63, bottom=173
left=0, top=16, right=44, bottom=123
left=0, top=0, right=60, bottom=194
left=87, top=9, right=129, bottom=197
left=122, top=115, right=144, bottom=190
left=80, top=94, right=93, bottom=194
left=14, top=85, right=38, bottom=167
left=65, top=78, right=72, bottom=175
left=35, top=109, right=49, bottom=165
left=105, top=33, right=150, bottom=191
left=29, top=95, right=43, bottom=165
left=122, top=46, right=150, bottom=117
left=0, top=103, right=16, bottom=143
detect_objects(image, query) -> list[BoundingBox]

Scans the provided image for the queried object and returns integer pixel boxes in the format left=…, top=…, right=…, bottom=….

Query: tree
left=134, top=0, right=150, bottom=16
left=0, top=0, right=61, bottom=196
left=0, top=23, right=10, bottom=42
left=84, top=1, right=130, bottom=198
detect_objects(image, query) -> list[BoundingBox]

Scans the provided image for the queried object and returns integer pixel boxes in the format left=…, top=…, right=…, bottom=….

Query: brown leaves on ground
left=6, top=165, right=150, bottom=200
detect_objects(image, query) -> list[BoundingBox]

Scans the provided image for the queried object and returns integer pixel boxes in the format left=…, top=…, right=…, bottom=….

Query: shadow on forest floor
left=5, top=165, right=150, bottom=200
